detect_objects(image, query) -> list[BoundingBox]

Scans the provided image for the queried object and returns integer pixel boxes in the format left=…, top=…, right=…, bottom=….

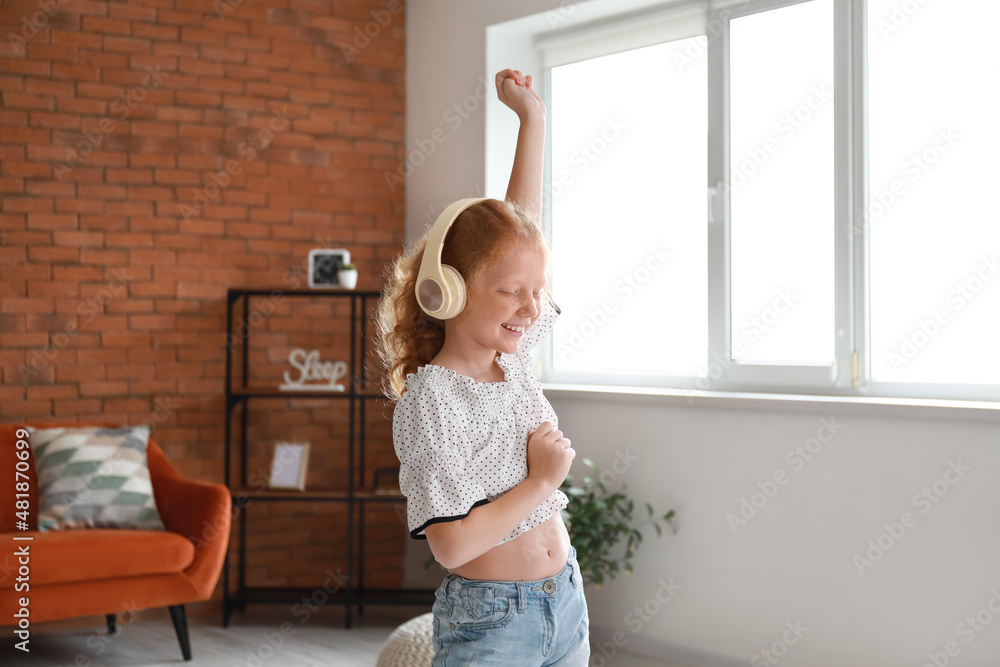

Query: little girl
left=375, top=69, right=590, bottom=665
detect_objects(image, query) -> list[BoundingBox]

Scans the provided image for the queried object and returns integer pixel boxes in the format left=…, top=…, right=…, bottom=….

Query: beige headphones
left=415, top=197, right=561, bottom=320
left=415, top=197, right=486, bottom=319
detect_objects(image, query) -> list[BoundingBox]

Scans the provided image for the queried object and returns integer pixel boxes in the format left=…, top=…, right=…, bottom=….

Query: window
left=729, top=0, right=834, bottom=365
left=549, top=40, right=707, bottom=378
left=496, top=0, right=999, bottom=403
left=866, top=0, right=1000, bottom=388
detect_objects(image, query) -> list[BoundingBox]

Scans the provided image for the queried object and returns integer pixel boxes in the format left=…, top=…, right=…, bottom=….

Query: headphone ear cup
left=437, top=264, right=466, bottom=320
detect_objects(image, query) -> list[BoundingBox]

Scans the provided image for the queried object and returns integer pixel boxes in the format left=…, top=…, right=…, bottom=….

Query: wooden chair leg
left=168, top=605, right=192, bottom=661
left=106, top=614, right=116, bottom=635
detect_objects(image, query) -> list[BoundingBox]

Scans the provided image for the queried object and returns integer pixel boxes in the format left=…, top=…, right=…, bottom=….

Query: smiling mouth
left=501, top=323, right=527, bottom=334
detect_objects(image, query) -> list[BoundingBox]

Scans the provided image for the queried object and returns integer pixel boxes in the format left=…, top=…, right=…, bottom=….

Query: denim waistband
left=439, top=545, right=579, bottom=601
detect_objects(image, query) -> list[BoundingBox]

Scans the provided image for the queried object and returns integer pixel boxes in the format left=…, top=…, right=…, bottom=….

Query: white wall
left=404, top=0, right=548, bottom=236
left=405, top=2, right=1000, bottom=666
left=551, top=391, right=1000, bottom=667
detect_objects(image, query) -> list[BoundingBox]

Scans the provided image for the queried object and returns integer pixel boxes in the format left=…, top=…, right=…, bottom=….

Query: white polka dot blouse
left=392, top=290, right=569, bottom=545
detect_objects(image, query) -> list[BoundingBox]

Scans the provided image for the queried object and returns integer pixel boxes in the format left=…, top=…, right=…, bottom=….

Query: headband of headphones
left=415, top=197, right=487, bottom=319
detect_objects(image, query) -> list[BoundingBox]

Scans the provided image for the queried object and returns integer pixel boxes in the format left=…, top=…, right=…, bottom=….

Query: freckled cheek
left=488, top=303, right=511, bottom=324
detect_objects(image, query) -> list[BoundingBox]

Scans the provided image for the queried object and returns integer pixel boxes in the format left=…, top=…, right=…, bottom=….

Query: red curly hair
left=374, top=198, right=551, bottom=400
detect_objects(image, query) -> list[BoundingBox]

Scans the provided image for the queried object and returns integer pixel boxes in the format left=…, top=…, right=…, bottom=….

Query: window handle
left=707, top=181, right=723, bottom=223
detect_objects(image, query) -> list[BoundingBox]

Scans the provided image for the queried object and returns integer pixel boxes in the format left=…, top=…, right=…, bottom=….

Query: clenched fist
left=496, top=68, right=545, bottom=121
left=526, top=421, right=574, bottom=490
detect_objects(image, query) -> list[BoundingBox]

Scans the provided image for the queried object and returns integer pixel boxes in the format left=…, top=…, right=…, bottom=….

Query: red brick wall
left=0, top=0, right=407, bottom=598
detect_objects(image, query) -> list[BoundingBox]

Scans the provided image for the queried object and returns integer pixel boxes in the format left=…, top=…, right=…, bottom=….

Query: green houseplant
left=559, top=458, right=677, bottom=588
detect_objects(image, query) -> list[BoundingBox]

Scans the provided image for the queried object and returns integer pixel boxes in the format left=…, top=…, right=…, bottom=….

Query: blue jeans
left=431, top=545, right=590, bottom=666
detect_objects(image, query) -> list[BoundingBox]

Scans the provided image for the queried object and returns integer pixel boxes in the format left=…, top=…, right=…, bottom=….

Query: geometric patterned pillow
left=26, top=425, right=166, bottom=531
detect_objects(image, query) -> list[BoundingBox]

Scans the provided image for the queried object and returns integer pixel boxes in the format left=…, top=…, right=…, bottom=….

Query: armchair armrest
left=147, top=441, right=232, bottom=601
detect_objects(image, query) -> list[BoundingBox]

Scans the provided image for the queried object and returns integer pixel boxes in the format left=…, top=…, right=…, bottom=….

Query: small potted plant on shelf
left=338, top=262, right=358, bottom=289
left=560, top=458, right=677, bottom=588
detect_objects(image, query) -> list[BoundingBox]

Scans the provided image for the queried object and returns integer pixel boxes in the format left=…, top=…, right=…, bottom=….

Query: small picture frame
left=268, top=441, right=311, bottom=491
left=308, top=249, right=351, bottom=288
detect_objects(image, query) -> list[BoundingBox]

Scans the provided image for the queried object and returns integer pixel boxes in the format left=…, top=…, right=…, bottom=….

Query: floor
left=0, top=605, right=690, bottom=666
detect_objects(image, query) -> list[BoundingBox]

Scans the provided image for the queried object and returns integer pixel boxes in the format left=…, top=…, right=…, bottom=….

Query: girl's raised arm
left=496, top=68, right=546, bottom=221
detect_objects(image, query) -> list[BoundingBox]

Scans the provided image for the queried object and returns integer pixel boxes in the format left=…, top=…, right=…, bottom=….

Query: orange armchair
left=0, top=423, right=232, bottom=661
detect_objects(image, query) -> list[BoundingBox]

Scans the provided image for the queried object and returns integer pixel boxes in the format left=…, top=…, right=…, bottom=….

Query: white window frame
left=486, top=0, right=1000, bottom=407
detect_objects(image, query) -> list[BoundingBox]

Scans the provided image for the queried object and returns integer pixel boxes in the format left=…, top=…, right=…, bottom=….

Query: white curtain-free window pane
left=867, top=0, right=1000, bottom=385
left=550, top=40, right=707, bottom=377
left=729, top=0, right=835, bottom=363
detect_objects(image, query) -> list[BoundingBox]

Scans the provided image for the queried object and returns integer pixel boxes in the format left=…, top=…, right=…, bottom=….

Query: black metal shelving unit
left=222, top=288, right=435, bottom=628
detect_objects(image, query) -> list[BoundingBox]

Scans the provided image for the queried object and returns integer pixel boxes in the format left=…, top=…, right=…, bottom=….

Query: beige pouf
left=376, top=612, right=436, bottom=666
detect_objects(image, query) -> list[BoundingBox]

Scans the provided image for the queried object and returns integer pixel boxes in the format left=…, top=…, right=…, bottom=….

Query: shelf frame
left=222, top=288, right=416, bottom=629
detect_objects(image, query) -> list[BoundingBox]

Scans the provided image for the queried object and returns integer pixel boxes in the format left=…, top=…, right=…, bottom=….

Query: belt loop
left=516, top=581, right=526, bottom=612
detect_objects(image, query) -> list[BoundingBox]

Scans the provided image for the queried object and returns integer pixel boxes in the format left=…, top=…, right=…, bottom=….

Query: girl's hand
left=496, top=68, right=545, bottom=122
left=526, top=421, right=574, bottom=491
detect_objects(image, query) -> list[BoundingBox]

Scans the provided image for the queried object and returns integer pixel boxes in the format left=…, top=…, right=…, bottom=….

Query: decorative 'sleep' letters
left=279, top=348, right=348, bottom=392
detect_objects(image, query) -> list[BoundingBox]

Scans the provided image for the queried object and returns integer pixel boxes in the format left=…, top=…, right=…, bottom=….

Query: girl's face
left=459, top=245, right=547, bottom=357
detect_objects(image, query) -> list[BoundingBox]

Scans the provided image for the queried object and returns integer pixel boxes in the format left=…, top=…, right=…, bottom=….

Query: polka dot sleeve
left=392, top=385, right=489, bottom=540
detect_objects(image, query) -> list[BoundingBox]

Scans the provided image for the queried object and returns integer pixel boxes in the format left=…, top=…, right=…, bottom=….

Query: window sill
left=540, top=382, right=1000, bottom=423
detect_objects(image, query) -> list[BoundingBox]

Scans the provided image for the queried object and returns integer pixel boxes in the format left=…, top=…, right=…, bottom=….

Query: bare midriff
left=446, top=512, right=571, bottom=581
